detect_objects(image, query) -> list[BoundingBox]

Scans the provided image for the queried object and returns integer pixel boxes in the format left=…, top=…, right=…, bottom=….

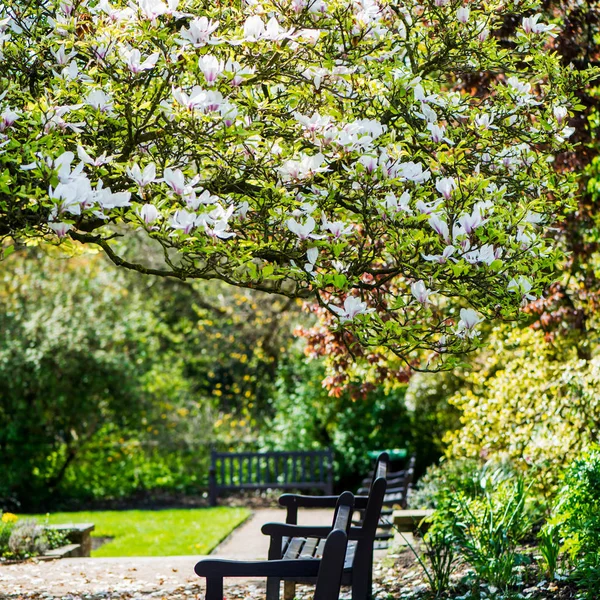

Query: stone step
left=392, top=509, right=434, bottom=532
left=39, top=544, right=83, bottom=560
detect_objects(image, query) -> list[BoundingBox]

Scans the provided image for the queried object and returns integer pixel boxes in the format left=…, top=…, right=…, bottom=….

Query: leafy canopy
left=0, top=0, right=588, bottom=367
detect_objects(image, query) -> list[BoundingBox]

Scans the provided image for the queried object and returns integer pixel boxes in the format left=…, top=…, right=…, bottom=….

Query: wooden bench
left=261, top=454, right=389, bottom=600
left=195, top=492, right=354, bottom=600
left=357, top=455, right=416, bottom=547
left=209, top=449, right=334, bottom=506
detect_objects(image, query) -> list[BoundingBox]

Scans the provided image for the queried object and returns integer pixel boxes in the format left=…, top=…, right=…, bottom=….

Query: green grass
left=29, top=507, right=250, bottom=557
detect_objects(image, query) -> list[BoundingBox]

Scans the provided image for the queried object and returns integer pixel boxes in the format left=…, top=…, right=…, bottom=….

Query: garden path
left=0, top=508, right=338, bottom=600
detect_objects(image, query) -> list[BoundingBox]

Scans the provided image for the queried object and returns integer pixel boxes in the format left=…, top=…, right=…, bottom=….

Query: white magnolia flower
left=522, top=14, right=557, bottom=36
left=170, top=209, right=198, bottom=234
left=179, top=17, right=219, bottom=47
left=0, top=107, right=19, bottom=132
left=77, top=146, right=114, bottom=167
left=163, top=168, right=199, bottom=196
left=321, top=216, right=354, bottom=238
left=243, top=15, right=266, bottom=41
left=396, top=161, right=430, bottom=183
left=507, top=275, right=536, bottom=303
left=456, top=308, right=483, bottom=338
left=411, top=280, right=433, bottom=304
left=86, top=90, right=114, bottom=114
left=127, top=162, right=157, bottom=188
left=139, top=204, right=160, bottom=224
left=49, top=221, right=73, bottom=237
left=279, top=153, right=329, bottom=181
left=329, top=296, right=374, bottom=322
left=553, top=105, right=568, bottom=124
left=436, top=177, right=456, bottom=200
left=458, top=205, right=486, bottom=234
left=121, top=48, right=159, bottom=74
left=422, top=245, right=456, bottom=264
left=429, top=214, right=450, bottom=242
left=456, top=6, right=470, bottom=23
left=198, top=55, right=223, bottom=86
left=287, top=216, right=322, bottom=240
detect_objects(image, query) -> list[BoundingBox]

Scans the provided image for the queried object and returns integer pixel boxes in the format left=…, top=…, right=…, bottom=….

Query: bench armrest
left=195, top=558, right=320, bottom=578
left=262, top=523, right=334, bottom=538
left=279, top=494, right=370, bottom=510
left=279, top=494, right=339, bottom=509
left=262, top=522, right=364, bottom=541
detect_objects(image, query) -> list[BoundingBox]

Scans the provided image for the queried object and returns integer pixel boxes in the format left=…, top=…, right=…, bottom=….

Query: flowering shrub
left=0, top=0, right=587, bottom=367
left=444, top=326, right=600, bottom=495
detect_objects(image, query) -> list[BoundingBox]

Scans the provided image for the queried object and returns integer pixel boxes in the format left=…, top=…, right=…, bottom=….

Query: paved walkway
left=0, top=508, right=336, bottom=598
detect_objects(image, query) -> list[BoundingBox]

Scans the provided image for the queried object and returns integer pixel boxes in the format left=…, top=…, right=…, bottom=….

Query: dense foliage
left=0, top=247, right=303, bottom=508
left=0, top=0, right=587, bottom=369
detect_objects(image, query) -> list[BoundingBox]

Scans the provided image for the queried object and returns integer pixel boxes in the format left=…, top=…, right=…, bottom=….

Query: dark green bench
left=195, top=492, right=354, bottom=600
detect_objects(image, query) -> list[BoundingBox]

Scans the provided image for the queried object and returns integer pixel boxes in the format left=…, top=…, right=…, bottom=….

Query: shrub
left=551, top=446, right=600, bottom=597
left=7, top=519, right=48, bottom=559
left=433, top=472, right=534, bottom=591
left=445, top=326, right=600, bottom=497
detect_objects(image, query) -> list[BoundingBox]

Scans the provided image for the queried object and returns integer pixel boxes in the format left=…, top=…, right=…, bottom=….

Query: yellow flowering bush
left=444, top=325, right=600, bottom=496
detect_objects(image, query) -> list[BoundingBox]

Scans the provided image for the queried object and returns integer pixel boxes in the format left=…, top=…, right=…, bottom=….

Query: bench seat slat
left=299, top=537, right=320, bottom=559
left=283, top=537, right=306, bottom=560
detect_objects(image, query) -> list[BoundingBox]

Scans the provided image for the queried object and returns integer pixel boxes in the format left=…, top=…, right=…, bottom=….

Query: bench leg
left=206, top=577, right=224, bottom=600
left=284, top=580, right=296, bottom=600
left=266, top=577, right=280, bottom=600
left=351, top=575, right=370, bottom=600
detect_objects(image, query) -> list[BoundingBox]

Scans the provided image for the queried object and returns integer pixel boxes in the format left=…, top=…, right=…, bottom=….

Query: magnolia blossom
left=553, top=105, right=568, bottom=124
left=304, top=246, right=319, bottom=273
left=224, top=60, right=255, bottom=86
left=396, top=161, right=430, bottom=183
left=86, top=90, right=114, bottom=113
left=198, top=55, right=223, bottom=85
left=287, top=216, right=322, bottom=240
left=279, top=153, right=329, bottom=181
left=329, top=296, right=374, bottom=322
left=429, top=214, right=450, bottom=242
left=427, top=123, right=451, bottom=144
left=522, top=14, right=556, bottom=36
left=411, top=280, right=433, bottom=304
left=436, top=177, right=456, bottom=200
left=77, top=146, right=114, bottom=167
left=458, top=205, right=486, bottom=234
left=170, top=209, right=198, bottom=234
left=321, top=216, right=354, bottom=238
left=139, top=203, right=160, bottom=224
left=0, top=107, right=19, bottom=132
left=48, top=221, right=73, bottom=237
left=127, top=162, right=157, bottom=188
left=380, top=191, right=412, bottom=216
left=456, top=308, right=483, bottom=338
left=507, top=275, right=536, bottom=303
left=121, top=48, right=159, bottom=73
left=243, top=15, right=266, bottom=41
left=456, top=6, right=470, bottom=23
left=179, top=17, right=219, bottom=47
left=422, top=245, right=456, bottom=264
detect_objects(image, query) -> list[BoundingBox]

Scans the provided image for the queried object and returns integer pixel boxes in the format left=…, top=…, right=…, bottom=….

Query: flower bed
left=0, top=513, right=69, bottom=562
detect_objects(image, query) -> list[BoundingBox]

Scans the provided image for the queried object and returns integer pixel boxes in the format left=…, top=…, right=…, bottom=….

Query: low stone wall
left=44, top=523, right=95, bottom=558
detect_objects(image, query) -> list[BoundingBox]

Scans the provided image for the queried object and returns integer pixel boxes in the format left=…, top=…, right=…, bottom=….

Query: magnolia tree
left=0, top=0, right=588, bottom=369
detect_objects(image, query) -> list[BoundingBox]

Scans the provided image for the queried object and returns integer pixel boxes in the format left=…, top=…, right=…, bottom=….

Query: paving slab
left=212, top=507, right=333, bottom=560
left=0, top=507, right=386, bottom=598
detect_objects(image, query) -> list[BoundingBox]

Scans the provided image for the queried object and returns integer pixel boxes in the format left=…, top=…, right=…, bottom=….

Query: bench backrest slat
left=209, top=449, right=334, bottom=505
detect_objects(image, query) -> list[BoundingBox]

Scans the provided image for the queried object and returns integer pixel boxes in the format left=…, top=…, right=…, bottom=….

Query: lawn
left=29, top=507, right=250, bottom=557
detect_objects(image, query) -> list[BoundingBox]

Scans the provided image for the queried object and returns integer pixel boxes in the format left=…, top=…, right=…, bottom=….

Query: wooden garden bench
left=209, top=449, right=334, bottom=506
left=195, top=492, right=354, bottom=600
left=261, top=453, right=389, bottom=600
left=357, top=454, right=416, bottom=547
